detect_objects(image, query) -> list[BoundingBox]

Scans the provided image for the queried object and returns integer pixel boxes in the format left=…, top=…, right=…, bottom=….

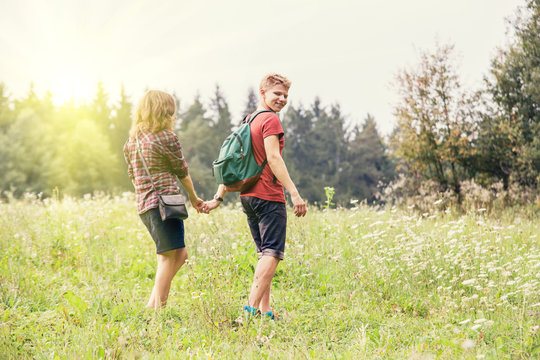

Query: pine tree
left=210, top=84, right=232, bottom=136
left=90, top=82, right=112, bottom=133
left=0, top=83, right=14, bottom=131
left=345, top=115, right=394, bottom=202
left=177, top=96, right=216, bottom=199
left=179, top=94, right=206, bottom=132
left=110, top=85, right=133, bottom=190
left=242, top=87, right=258, bottom=120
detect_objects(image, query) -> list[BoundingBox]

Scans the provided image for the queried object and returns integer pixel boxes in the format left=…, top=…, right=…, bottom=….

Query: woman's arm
left=179, top=174, right=208, bottom=213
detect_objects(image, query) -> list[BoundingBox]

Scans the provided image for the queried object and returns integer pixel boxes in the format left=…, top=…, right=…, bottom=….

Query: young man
left=206, top=73, right=307, bottom=318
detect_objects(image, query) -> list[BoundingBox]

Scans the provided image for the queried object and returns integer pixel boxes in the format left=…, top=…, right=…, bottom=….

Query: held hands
left=191, top=197, right=210, bottom=214
left=192, top=194, right=305, bottom=216
left=189, top=197, right=221, bottom=215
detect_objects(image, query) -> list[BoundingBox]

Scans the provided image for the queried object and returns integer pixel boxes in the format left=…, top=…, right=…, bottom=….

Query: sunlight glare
left=50, top=66, right=94, bottom=105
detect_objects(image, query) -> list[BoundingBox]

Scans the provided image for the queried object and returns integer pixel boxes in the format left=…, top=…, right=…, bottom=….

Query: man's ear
left=259, top=88, right=265, bottom=97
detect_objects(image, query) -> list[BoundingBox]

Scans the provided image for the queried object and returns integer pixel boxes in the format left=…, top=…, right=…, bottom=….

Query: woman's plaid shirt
left=123, top=130, right=189, bottom=214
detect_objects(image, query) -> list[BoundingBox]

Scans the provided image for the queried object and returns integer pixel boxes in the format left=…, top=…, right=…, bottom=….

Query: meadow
left=0, top=193, right=538, bottom=359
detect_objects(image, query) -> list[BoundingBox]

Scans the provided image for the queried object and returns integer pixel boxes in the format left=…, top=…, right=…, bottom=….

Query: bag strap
left=247, top=109, right=273, bottom=124
left=135, top=134, right=159, bottom=194
left=245, top=110, right=276, bottom=181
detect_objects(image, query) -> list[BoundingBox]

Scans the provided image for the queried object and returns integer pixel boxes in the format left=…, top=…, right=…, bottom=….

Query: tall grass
left=0, top=193, right=538, bottom=359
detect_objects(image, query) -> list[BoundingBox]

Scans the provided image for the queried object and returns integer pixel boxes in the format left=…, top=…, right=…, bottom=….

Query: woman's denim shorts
left=140, top=208, right=185, bottom=254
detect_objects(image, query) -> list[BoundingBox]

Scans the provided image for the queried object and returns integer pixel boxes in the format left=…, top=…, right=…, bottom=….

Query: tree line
left=0, top=83, right=393, bottom=205
left=1, top=0, right=538, bottom=207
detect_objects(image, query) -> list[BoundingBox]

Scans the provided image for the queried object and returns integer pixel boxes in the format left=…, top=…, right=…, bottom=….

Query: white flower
left=461, top=339, right=475, bottom=350
left=459, top=319, right=471, bottom=325
left=462, top=279, right=476, bottom=286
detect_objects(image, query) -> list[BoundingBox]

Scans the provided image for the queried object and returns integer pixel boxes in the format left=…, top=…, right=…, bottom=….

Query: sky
left=0, top=0, right=524, bottom=135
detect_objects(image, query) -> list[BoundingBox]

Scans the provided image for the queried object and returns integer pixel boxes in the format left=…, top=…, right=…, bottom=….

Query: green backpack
left=212, top=110, right=273, bottom=192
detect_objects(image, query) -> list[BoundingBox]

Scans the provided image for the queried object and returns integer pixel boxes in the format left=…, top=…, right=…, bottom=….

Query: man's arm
left=206, top=184, right=227, bottom=212
left=264, top=135, right=306, bottom=217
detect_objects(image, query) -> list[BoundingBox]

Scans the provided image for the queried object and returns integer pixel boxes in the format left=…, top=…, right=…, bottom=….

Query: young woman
left=123, top=90, right=208, bottom=309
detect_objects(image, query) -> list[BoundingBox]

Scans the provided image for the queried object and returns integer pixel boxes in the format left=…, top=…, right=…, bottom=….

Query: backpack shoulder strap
left=245, top=110, right=276, bottom=178
left=247, top=110, right=274, bottom=124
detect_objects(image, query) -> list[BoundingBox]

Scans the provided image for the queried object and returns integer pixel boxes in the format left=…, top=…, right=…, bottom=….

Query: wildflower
left=461, top=339, right=475, bottom=350
left=462, top=279, right=476, bottom=286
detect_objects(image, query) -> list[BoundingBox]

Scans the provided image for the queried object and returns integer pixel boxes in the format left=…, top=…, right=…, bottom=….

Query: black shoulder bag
left=136, top=135, right=189, bottom=221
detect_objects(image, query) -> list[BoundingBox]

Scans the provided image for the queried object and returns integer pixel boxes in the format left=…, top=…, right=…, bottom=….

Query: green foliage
left=388, top=1, right=540, bottom=205
left=1, top=196, right=538, bottom=358
left=48, top=117, right=120, bottom=196
left=392, top=44, right=477, bottom=201
left=0, top=79, right=396, bottom=204
left=283, top=100, right=393, bottom=206
left=324, top=186, right=335, bottom=209
left=482, top=0, right=540, bottom=188
left=345, top=114, right=395, bottom=202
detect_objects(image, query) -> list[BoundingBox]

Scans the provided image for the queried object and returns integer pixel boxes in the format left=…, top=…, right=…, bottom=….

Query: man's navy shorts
left=140, top=208, right=185, bottom=254
left=240, top=196, right=287, bottom=260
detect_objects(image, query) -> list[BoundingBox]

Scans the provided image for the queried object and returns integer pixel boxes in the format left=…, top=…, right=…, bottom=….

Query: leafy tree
left=483, top=0, right=540, bottom=187
left=48, top=115, right=119, bottom=196
left=391, top=44, right=477, bottom=201
left=0, top=86, right=57, bottom=196
left=0, top=108, right=53, bottom=196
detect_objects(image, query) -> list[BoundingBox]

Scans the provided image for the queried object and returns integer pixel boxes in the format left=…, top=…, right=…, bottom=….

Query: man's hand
left=204, top=199, right=221, bottom=213
left=291, top=193, right=307, bottom=217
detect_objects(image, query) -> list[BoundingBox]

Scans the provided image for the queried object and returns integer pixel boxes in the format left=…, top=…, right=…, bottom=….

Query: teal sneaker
left=243, top=305, right=260, bottom=316
left=262, top=310, right=282, bottom=320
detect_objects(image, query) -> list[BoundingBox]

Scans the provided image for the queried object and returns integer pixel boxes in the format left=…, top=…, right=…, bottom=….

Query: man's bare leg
left=247, top=255, right=279, bottom=312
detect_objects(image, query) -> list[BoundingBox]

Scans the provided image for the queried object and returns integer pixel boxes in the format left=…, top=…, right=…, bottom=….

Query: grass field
left=0, top=193, right=539, bottom=359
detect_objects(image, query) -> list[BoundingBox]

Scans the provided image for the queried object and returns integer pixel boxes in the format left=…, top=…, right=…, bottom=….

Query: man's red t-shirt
left=240, top=112, right=285, bottom=203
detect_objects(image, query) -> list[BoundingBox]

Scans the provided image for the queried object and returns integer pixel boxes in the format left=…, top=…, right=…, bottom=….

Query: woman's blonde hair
left=129, top=90, right=176, bottom=137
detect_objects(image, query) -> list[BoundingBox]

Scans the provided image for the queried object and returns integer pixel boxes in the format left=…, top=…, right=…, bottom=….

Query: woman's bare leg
left=147, top=248, right=187, bottom=309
